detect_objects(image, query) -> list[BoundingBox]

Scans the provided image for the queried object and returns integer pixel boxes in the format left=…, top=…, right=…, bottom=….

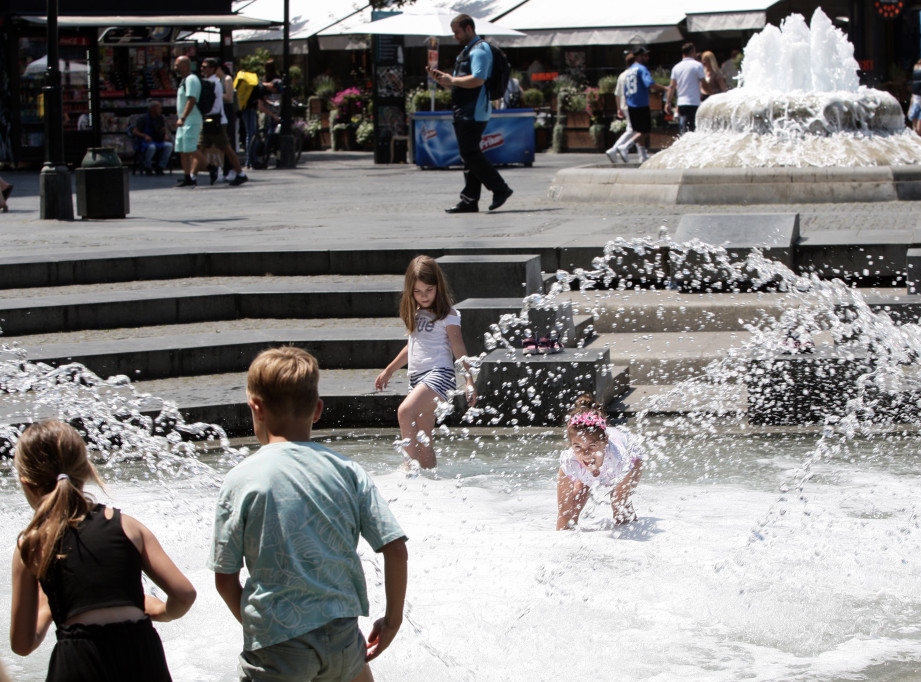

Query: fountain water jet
left=2, top=241, right=921, bottom=678
left=644, top=9, right=921, bottom=169
left=550, top=9, right=921, bottom=203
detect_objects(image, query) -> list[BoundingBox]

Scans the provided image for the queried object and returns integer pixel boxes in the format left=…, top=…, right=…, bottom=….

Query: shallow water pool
left=1, top=429, right=920, bottom=681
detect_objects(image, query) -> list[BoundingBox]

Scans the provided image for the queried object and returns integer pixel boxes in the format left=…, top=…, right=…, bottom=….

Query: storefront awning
left=684, top=0, right=780, bottom=33
left=491, top=0, right=780, bottom=46
left=21, top=14, right=278, bottom=29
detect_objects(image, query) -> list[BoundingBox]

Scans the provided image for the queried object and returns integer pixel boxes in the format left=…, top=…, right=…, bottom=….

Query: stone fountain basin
left=549, top=164, right=921, bottom=205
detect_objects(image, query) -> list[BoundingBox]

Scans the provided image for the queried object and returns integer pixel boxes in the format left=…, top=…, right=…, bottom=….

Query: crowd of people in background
left=604, top=43, right=738, bottom=165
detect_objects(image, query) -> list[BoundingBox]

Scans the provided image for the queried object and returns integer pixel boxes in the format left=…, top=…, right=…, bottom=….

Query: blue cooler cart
left=411, top=109, right=536, bottom=168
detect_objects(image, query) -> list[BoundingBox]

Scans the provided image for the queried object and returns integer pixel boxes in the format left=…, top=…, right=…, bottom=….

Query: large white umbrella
left=320, top=8, right=524, bottom=38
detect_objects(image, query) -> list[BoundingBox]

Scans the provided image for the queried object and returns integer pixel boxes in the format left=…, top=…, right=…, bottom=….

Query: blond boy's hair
left=247, top=346, right=320, bottom=418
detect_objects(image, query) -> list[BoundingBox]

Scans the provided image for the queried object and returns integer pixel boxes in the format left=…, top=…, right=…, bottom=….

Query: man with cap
left=607, top=46, right=666, bottom=165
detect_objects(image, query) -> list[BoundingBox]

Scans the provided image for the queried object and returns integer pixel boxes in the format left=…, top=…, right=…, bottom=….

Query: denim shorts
left=238, top=618, right=366, bottom=682
left=909, top=95, right=921, bottom=121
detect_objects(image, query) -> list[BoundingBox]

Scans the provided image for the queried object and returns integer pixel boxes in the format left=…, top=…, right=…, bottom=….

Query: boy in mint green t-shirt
left=209, top=347, right=408, bottom=682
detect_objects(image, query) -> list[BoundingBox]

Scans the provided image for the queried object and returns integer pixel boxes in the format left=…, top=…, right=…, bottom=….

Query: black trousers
left=453, top=119, right=508, bottom=204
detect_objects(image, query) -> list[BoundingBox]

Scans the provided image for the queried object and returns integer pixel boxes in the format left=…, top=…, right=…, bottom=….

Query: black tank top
left=40, top=504, right=145, bottom=625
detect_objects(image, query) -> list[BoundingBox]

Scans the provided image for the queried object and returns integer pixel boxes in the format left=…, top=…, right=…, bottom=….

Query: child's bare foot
left=612, top=501, right=636, bottom=524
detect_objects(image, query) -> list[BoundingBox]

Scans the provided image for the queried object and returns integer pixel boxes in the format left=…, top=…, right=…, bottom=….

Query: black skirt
left=46, top=618, right=172, bottom=682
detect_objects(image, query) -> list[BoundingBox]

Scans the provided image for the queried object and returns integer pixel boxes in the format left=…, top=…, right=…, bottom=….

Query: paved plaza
left=1, top=151, right=919, bottom=260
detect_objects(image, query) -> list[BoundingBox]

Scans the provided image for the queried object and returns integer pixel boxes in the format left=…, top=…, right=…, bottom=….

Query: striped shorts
left=409, top=367, right=457, bottom=402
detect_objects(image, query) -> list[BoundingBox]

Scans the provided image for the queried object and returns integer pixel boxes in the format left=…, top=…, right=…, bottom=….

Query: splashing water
left=2, top=237, right=921, bottom=678
left=644, top=8, right=921, bottom=169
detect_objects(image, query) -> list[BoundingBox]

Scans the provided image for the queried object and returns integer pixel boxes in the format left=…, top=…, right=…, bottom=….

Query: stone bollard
left=75, top=147, right=130, bottom=219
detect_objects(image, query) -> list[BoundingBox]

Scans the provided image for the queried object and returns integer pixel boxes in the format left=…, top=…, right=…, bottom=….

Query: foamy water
left=2, top=432, right=920, bottom=681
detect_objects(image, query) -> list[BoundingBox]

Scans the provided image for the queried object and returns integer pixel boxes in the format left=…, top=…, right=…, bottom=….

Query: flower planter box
left=308, top=97, right=325, bottom=114
left=562, top=129, right=597, bottom=151
left=564, top=111, right=591, bottom=128
left=535, top=127, right=551, bottom=151
left=319, top=130, right=332, bottom=149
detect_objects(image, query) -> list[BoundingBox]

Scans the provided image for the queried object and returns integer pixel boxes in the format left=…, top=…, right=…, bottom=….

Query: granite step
left=0, top=275, right=403, bottom=336
left=14, top=319, right=408, bottom=381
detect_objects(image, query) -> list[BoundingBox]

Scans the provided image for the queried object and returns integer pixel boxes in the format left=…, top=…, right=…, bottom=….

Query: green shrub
left=312, top=74, right=337, bottom=100
left=410, top=88, right=452, bottom=112
left=598, top=75, right=618, bottom=94
left=521, top=88, right=545, bottom=108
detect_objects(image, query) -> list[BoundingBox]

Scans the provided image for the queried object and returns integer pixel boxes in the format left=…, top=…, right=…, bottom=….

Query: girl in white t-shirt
left=556, top=395, right=643, bottom=530
left=375, top=256, right=476, bottom=470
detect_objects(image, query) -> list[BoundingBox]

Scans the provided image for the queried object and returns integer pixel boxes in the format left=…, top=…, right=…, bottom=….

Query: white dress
left=559, top=429, right=642, bottom=488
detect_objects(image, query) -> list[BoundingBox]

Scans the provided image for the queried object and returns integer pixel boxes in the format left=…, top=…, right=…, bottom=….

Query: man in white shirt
left=721, top=49, right=742, bottom=88
left=199, top=58, right=248, bottom=186
left=664, top=43, right=705, bottom=134
left=605, top=52, right=636, bottom=164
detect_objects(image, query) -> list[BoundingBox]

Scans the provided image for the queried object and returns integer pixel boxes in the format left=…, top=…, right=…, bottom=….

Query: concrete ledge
left=437, top=254, right=542, bottom=301
left=475, top=347, right=626, bottom=425
left=549, top=165, right=912, bottom=205
left=746, top=348, right=870, bottom=425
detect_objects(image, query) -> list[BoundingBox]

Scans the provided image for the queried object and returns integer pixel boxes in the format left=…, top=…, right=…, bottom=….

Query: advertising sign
left=412, top=110, right=535, bottom=167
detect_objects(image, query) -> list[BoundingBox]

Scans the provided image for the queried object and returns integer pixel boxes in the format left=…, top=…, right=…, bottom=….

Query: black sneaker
left=208, top=165, right=218, bottom=185
left=154, top=167, right=165, bottom=175
left=445, top=201, right=478, bottom=214
left=175, top=176, right=196, bottom=188
left=229, top=174, right=248, bottom=186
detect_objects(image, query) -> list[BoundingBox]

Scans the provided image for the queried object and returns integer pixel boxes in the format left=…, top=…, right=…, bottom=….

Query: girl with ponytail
left=10, top=420, right=196, bottom=681
left=556, top=395, right=643, bottom=530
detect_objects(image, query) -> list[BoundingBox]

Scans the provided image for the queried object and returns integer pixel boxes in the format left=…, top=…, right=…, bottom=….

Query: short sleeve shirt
left=559, top=429, right=643, bottom=488
left=452, top=37, right=492, bottom=121
left=670, top=58, right=705, bottom=106
left=178, top=74, right=203, bottom=125
left=208, top=441, right=406, bottom=651
left=624, top=63, right=656, bottom=109
left=408, top=309, right=460, bottom=374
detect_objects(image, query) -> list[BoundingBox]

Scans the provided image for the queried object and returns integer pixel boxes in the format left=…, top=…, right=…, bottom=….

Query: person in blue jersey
left=608, top=46, right=667, bottom=164
left=428, top=14, right=514, bottom=213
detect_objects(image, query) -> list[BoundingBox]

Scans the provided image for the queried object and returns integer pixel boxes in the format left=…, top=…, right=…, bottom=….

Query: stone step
left=16, top=320, right=408, bottom=381
left=474, top=346, right=629, bottom=425
left=0, top=368, right=427, bottom=435
left=454, top=297, right=594, bottom=354
left=592, top=330, right=754, bottom=384
left=0, top=246, right=572, bottom=290
left=0, top=275, right=404, bottom=336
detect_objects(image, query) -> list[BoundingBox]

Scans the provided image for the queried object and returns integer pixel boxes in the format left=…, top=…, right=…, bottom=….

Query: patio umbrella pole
left=39, top=0, right=74, bottom=220
left=276, top=0, right=296, bottom=168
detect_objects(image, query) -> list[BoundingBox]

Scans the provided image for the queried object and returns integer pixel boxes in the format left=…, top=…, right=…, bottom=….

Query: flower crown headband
left=568, top=412, right=607, bottom=430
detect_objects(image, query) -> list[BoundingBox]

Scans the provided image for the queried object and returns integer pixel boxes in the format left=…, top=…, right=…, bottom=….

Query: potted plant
left=597, top=75, right=618, bottom=111
left=330, top=87, right=370, bottom=150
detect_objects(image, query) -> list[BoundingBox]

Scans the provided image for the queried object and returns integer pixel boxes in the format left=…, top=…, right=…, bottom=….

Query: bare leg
left=610, top=462, right=642, bottom=523
left=351, top=664, right=374, bottom=682
left=556, top=470, right=590, bottom=530
left=397, top=384, right=439, bottom=469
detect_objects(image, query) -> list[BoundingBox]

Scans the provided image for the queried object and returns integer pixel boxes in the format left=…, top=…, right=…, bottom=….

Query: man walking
left=173, top=55, right=207, bottom=187
left=429, top=13, right=513, bottom=213
left=604, top=52, right=636, bottom=164
left=199, top=57, right=248, bottom=186
left=664, top=43, right=705, bottom=134
left=608, top=46, right=667, bottom=164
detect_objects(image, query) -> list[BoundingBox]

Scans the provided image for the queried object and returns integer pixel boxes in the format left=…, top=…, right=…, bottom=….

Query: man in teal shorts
left=173, top=56, right=207, bottom=187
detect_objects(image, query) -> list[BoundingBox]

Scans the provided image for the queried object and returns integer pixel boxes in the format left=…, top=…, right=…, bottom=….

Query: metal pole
left=39, top=0, right=74, bottom=220
left=277, top=0, right=296, bottom=167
